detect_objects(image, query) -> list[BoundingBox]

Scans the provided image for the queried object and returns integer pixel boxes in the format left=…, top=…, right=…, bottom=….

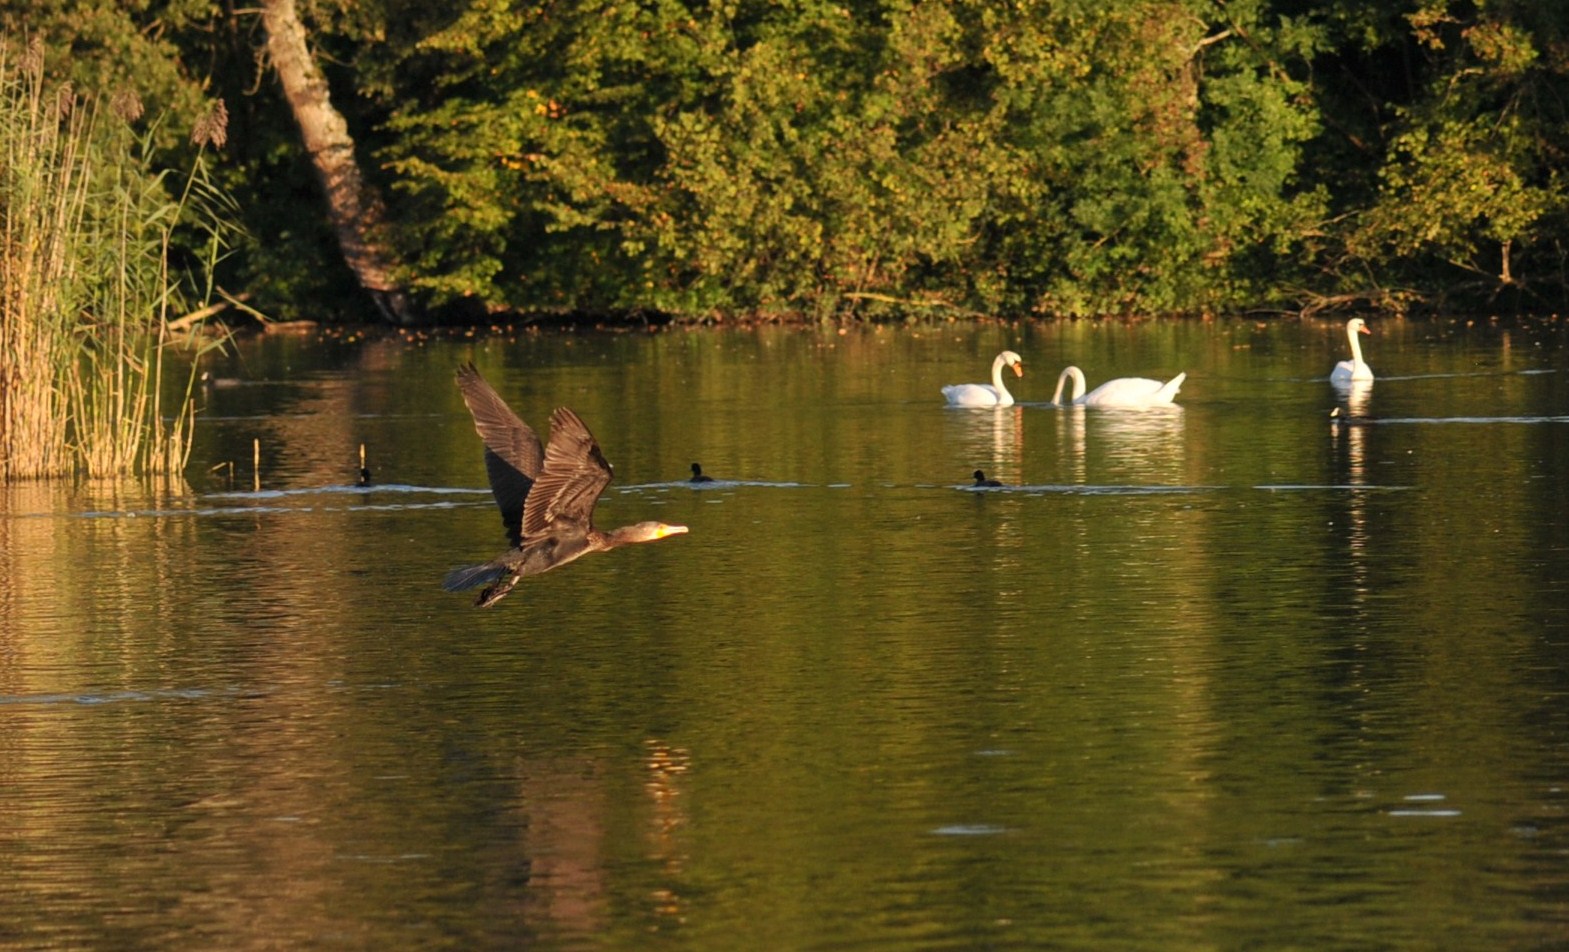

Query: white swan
left=942, top=350, right=1024, bottom=407
left=1330, top=318, right=1374, bottom=383
left=1051, top=366, right=1186, bottom=408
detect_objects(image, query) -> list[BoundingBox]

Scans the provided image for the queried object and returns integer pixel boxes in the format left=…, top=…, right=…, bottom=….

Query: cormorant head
left=615, top=521, right=689, bottom=545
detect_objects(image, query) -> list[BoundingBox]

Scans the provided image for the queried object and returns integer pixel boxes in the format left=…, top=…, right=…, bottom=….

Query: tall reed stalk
left=0, top=38, right=232, bottom=481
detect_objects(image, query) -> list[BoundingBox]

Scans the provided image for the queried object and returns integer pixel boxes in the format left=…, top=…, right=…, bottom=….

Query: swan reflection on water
left=1328, top=371, right=1374, bottom=597
left=1331, top=379, right=1372, bottom=484
left=1026, top=401, right=1189, bottom=486
left=944, top=404, right=1024, bottom=484
left=1331, top=379, right=1373, bottom=489
left=1087, top=405, right=1188, bottom=485
left=1093, top=404, right=1186, bottom=440
left=1332, top=377, right=1373, bottom=415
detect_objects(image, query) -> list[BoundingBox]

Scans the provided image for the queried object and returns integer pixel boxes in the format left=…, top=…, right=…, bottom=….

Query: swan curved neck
left=990, top=354, right=1015, bottom=402
left=1052, top=366, right=1086, bottom=405
left=1347, top=324, right=1366, bottom=364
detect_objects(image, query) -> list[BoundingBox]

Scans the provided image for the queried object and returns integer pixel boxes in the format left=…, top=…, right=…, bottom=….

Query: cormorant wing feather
left=522, top=407, right=613, bottom=538
left=456, top=363, right=544, bottom=547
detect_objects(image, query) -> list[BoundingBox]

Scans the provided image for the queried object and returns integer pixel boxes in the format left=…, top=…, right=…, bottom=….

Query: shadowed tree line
left=6, top=0, right=1567, bottom=324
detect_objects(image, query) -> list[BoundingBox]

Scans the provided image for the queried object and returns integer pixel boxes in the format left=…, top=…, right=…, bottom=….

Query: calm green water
left=3, top=318, right=1568, bottom=950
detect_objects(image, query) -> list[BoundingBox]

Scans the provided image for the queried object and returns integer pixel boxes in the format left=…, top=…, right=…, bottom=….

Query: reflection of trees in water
left=510, top=739, right=691, bottom=937
left=200, top=338, right=409, bottom=491
left=7, top=321, right=1569, bottom=949
left=0, top=480, right=199, bottom=689
left=514, top=756, right=612, bottom=937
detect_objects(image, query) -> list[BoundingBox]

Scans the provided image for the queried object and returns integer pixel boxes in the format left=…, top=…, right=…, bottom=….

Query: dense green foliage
left=6, top=0, right=1568, bottom=321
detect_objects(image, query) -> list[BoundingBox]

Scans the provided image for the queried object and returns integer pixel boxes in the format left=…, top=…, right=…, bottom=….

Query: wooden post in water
left=253, top=438, right=261, bottom=492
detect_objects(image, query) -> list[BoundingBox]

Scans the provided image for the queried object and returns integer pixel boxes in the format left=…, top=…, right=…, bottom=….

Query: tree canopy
left=7, top=0, right=1568, bottom=322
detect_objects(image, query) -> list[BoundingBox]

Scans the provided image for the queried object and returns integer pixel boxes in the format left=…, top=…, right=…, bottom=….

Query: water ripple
left=0, top=685, right=268, bottom=706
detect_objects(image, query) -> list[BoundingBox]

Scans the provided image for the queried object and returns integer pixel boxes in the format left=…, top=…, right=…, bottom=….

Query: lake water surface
left=3, top=317, right=1568, bottom=950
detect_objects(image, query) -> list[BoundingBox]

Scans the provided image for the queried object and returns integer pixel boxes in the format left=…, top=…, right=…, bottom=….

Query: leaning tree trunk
left=260, top=0, right=417, bottom=325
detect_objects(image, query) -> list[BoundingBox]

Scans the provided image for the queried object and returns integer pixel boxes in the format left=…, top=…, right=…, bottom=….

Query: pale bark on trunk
left=260, top=0, right=417, bottom=324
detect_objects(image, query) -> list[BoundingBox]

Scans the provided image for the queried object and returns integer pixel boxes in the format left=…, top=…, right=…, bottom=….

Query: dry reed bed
left=1, top=38, right=232, bottom=481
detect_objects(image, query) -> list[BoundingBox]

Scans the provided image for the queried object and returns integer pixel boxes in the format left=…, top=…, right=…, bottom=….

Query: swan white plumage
left=1051, top=366, right=1186, bottom=408
left=1330, top=318, right=1373, bottom=383
left=942, top=351, right=1024, bottom=407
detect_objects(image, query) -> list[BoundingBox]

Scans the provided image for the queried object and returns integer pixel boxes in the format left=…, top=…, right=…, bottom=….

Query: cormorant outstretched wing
left=456, top=363, right=543, bottom=547
left=522, top=407, right=614, bottom=538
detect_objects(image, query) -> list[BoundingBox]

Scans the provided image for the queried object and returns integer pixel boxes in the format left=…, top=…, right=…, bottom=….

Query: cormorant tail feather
left=444, top=561, right=506, bottom=592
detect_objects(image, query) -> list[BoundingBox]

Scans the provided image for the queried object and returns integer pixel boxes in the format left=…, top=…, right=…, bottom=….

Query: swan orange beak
left=1011, top=362, right=1024, bottom=377
left=1358, top=325, right=1371, bottom=335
